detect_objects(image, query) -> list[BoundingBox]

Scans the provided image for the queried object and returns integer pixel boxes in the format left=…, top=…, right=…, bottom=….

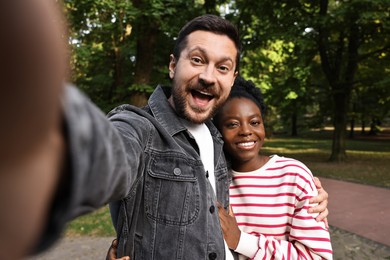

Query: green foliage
left=64, top=0, right=205, bottom=110
left=226, top=0, right=389, bottom=155
left=128, top=83, right=155, bottom=94
left=64, top=0, right=389, bottom=151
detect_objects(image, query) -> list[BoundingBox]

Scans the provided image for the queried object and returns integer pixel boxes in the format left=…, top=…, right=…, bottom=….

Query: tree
left=316, top=0, right=389, bottom=161
left=65, top=0, right=205, bottom=110
left=64, top=0, right=137, bottom=111
left=227, top=0, right=389, bottom=162
left=128, top=0, right=204, bottom=106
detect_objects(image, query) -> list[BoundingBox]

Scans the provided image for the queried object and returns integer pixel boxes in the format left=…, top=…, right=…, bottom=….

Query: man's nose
left=199, top=65, right=216, bottom=87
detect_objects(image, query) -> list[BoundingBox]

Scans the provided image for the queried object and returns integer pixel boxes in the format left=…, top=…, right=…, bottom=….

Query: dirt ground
left=27, top=226, right=390, bottom=260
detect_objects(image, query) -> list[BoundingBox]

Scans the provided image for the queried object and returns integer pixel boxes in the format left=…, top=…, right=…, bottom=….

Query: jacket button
left=209, top=252, right=217, bottom=260
left=173, top=168, right=181, bottom=176
left=209, top=205, right=215, bottom=214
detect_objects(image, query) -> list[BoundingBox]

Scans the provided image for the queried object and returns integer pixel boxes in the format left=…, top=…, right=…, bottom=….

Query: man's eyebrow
left=188, top=46, right=235, bottom=64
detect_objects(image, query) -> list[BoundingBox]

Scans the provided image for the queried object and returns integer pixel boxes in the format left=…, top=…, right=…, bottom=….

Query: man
left=0, top=1, right=328, bottom=259
left=108, top=14, right=240, bottom=259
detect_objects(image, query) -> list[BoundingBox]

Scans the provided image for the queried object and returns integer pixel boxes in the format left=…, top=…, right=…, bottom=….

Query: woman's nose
left=239, top=124, right=252, bottom=136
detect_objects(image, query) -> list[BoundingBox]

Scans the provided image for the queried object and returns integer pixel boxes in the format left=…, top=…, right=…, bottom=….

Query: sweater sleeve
left=234, top=161, right=333, bottom=260
left=235, top=231, right=259, bottom=258
left=236, top=201, right=332, bottom=259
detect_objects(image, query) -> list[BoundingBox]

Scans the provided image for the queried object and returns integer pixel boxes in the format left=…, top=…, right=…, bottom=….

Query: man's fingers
left=314, top=177, right=322, bottom=189
left=308, top=198, right=328, bottom=213
left=309, top=187, right=328, bottom=204
left=316, top=216, right=329, bottom=229
left=315, top=209, right=330, bottom=228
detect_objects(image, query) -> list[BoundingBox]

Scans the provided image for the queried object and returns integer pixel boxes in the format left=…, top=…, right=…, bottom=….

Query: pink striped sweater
left=230, top=155, right=333, bottom=260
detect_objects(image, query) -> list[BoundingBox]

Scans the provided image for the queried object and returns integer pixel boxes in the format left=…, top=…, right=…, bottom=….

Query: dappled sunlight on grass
left=347, top=150, right=390, bottom=156
left=262, top=136, right=390, bottom=188
left=264, top=138, right=331, bottom=151
left=262, top=147, right=326, bottom=155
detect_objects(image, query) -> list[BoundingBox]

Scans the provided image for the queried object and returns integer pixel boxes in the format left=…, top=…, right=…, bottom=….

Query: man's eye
left=191, top=57, right=202, bottom=64
left=251, top=121, right=261, bottom=126
left=218, top=65, right=230, bottom=72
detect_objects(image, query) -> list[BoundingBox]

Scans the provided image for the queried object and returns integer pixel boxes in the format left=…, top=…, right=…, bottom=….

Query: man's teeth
left=198, top=90, right=212, bottom=96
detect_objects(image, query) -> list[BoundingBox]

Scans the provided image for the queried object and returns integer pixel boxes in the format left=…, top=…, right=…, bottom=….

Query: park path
left=27, top=177, right=390, bottom=260
left=321, top=177, right=390, bottom=247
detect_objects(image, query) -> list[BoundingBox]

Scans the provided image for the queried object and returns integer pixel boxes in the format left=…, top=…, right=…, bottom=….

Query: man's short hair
left=173, top=14, right=241, bottom=72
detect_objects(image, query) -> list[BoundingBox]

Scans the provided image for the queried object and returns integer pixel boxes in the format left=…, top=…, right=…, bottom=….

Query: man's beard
left=171, top=83, right=220, bottom=124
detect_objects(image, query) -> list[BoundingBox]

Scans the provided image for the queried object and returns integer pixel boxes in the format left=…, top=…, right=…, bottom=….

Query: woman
left=214, top=76, right=333, bottom=259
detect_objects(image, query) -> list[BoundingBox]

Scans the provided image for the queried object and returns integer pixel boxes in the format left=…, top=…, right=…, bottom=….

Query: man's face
left=168, top=30, right=238, bottom=124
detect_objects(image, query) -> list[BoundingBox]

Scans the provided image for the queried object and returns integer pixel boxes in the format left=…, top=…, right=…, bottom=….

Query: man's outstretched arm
left=0, top=1, right=67, bottom=258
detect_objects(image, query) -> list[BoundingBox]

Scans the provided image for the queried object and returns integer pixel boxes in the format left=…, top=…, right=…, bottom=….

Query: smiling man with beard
left=107, top=15, right=240, bottom=259
left=168, top=30, right=237, bottom=124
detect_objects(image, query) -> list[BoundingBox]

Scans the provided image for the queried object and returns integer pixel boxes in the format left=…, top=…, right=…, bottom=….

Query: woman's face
left=217, top=97, right=265, bottom=171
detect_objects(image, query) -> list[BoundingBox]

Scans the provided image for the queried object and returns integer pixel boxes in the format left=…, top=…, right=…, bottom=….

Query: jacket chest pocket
left=145, top=155, right=200, bottom=226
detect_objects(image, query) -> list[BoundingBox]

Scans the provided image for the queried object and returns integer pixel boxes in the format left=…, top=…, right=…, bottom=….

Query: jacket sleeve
left=34, top=84, right=149, bottom=253
left=62, top=84, right=147, bottom=219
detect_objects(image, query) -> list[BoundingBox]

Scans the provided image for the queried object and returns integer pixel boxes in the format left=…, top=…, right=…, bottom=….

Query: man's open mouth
left=191, top=89, right=214, bottom=107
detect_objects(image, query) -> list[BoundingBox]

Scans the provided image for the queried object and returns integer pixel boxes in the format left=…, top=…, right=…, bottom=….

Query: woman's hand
left=217, top=204, right=241, bottom=250
left=106, top=239, right=130, bottom=260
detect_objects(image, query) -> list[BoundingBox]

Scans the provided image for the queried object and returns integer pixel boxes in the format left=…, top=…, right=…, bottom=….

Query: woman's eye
left=251, top=121, right=261, bottom=126
left=225, top=122, right=238, bottom=128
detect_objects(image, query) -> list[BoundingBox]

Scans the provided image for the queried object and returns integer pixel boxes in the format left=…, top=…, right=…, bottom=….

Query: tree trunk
left=369, top=119, right=377, bottom=135
left=204, top=0, right=218, bottom=14
left=329, top=92, right=348, bottom=162
left=318, top=0, right=359, bottom=162
left=130, top=16, right=159, bottom=107
left=349, top=118, right=355, bottom=138
left=291, top=112, right=298, bottom=137
left=110, top=47, right=123, bottom=100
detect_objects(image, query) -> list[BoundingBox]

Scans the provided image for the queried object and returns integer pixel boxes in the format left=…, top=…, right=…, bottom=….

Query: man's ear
left=231, top=71, right=238, bottom=87
left=169, top=54, right=176, bottom=79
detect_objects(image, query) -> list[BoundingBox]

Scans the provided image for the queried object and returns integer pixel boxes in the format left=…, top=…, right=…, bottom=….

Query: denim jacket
left=108, top=86, right=230, bottom=259
left=33, top=85, right=231, bottom=259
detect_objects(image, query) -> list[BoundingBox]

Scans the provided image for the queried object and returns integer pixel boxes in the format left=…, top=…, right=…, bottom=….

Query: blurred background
left=62, top=0, right=389, bottom=164
left=31, top=0, right=389, bottom=259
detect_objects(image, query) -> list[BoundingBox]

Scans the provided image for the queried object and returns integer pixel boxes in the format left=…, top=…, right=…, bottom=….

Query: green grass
left=65, top=206, right=115, bottom=237
left=262, top=136, right=390, bottom=188
left=66, top=132, right=390, bottom=237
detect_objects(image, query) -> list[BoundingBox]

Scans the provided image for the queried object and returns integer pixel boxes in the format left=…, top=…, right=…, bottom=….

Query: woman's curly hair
left=213, top=76, right=266, bottom=125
